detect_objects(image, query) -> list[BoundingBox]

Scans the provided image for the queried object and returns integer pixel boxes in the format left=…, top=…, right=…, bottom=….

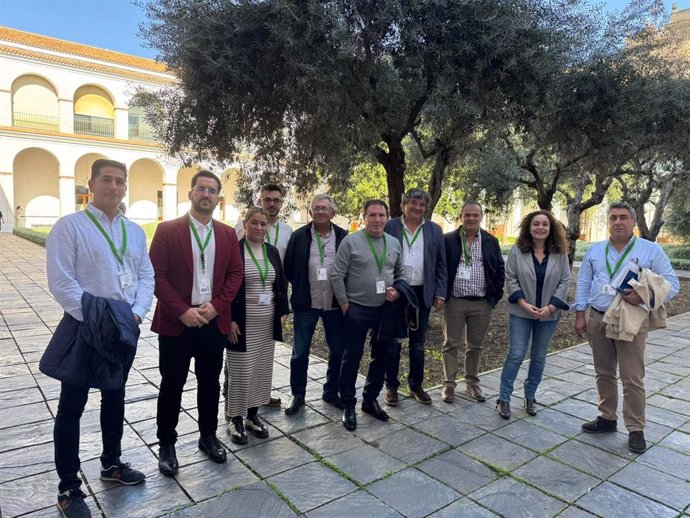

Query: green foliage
left=13, top=227, right=48, bottom=247
left=330, top=162, right=388, bottom=220
left=664, top=246, right=690, bottom=261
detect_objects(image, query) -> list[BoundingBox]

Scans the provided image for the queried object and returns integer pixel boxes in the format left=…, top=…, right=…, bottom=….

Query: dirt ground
left=283, top=272, right=690, bottom=389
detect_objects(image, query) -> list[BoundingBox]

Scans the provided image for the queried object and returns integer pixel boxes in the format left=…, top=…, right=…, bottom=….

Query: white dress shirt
left=189, top=214, right=216, bottom=305
left=401, top=218, right=425, bottom=286
left=46, top=203, right=154, bottom=321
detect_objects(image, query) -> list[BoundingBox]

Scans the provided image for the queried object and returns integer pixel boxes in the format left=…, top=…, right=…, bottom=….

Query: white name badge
left=458, top=267, right=471, bottom=279
left=317, top=267, right=328, bottom=281
left=376, top=280, right=386, bottom=294
left=259, top=292, right=273, bottom=305
left=199, top=275, right=211, bottom=295
left=119, top=271, right=133, bottom=289
left=603, top=285, right=617, bottom=296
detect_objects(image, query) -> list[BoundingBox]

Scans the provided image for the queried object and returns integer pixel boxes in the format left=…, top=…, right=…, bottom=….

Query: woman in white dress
left=226, top=207, right=289, bottom=444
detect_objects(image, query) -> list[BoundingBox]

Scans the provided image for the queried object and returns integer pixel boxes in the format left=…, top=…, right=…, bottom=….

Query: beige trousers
left=442, top=297, right=493, bottom=387
left=587, top=309, right=646, bottom=432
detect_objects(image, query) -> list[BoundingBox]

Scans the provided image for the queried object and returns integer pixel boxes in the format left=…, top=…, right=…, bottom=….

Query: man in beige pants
left=574, top=202, right=679, bottom=453
left=442, top=202, right=505, bottom=403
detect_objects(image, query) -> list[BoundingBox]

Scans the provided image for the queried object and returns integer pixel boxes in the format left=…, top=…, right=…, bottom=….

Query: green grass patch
left=266, top=482, right=301, bottom=514
left=13, top=227, right=48, bottom=247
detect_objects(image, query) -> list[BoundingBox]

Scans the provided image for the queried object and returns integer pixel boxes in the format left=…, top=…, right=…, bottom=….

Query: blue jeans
left=499, top=314, right=559, bottom=402
left=290, top=308, right=345, bottom=398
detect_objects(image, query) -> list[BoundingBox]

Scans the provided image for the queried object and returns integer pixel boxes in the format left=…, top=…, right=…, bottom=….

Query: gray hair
left=400, top=188, right=431, bottom=210
left=608, top=201, right=636, bottom=220
left=311, top=193, right=337, bottom=212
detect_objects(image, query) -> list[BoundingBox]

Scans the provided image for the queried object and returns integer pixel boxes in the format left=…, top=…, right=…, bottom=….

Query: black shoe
left=246, top=415, right=269, bottom=439
left=342, top=407, right=357, bottom=431
left=628, top=431, right=647, bottom=453
left=57, top=488, right=91, bottom=518
left=285, top=395, right=305, bottom=415
left=198, top=435, right=227, bottom=463
left=361, top=399, right=389, bottom=421
left=322, top=393, right=344, bottom=409
left=496, top=399, right=511, bottom=420
left=227, top=417, right=248, bottom=445
left=157, top=443, right=179, bottom=476
left=524, top=398, right=537, bottom=416
left=581, top=416, right=617, bottom=434
left=100, top=462, right=146, bottom=485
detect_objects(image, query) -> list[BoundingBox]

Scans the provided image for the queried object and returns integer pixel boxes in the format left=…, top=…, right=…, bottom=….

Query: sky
left=0, top=0, right=686, bottom=60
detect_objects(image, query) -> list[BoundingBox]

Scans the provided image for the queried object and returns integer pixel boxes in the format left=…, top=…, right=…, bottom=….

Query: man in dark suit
left=283, top=194, right=349, bottom=415
left=383, top=188, right=447, bottom=406
left=442, top=201, right=504, bottom=404
left=149, top=170, right=244, bottom=475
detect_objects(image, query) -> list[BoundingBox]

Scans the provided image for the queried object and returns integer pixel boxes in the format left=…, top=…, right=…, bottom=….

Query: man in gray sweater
left=331, top=199, right=404, bottom=431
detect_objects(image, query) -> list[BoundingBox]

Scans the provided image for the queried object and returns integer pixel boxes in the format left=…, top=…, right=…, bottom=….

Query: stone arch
left=11, top=75, right=60, bottom=131
left=13, top=148, right=60, bottom=226
left=129, top=158, right=164, bottom=222
left=74, top=153, right=109, bottom=210
left=73, top=84, right=115, bottom=137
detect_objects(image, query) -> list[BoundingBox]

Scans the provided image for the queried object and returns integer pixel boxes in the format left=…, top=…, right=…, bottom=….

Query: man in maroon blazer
left=149, top=170, right=243, bottom=476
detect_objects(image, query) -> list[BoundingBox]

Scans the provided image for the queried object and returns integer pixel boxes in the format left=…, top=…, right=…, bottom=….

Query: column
left=162, top=182, right=177, bottom=220
left=58, top=98, right=74, bottom=134
left=0, top=89, right=12, bottom=126
left=114, top=107, right=129, bottom=140
left=58, top=176, right=76, bottom=216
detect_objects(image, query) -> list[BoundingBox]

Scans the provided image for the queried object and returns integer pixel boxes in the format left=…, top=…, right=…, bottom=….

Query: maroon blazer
left=149, top=215, right=244, bottom=336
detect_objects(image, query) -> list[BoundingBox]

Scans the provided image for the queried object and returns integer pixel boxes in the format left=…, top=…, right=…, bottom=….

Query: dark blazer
left=40, top=293, right=139, bottom=390
left=149, top=215, right=244, bottom=336
left=384, top=217, right=447, bottom=308
left=445, top=227, right=505, bottom=308
left=228, top=238, right=290, bottom=352
left=284, top=222, right=348, bottom=311
left=378, top=278, right=420, bottom=341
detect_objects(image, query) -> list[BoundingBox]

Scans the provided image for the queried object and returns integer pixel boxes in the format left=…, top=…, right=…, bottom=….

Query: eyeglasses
left=312, top=206, right=332, bottom=213
left=194, top=186, right=219, bottom=195
left=262, top=197, right=283, bottom=205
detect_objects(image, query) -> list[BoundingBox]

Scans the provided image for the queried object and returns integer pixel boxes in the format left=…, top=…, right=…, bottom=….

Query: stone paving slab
left=1, top=233, right=690, bottom=517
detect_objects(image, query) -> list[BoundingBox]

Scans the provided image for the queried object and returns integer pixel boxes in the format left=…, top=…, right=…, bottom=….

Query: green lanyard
left=459, top=227, right=472, bottom=266
left=605, top=236, right=636, bottom=280
left=189, top=217, right=213, bottom=272
left=265, top=223, right=279, bottom=246
left=244, top=240, right=269, bottom=288
left=314, top=229, right=329, bottom=264
left=84, top=209, right=127, bottom=266
left=364, top=232, right=387, bottom=275
left=403, top=221, right=423, bottom=250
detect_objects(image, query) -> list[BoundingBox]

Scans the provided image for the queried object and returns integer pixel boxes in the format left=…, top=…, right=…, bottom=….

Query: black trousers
left=339, top=303, right=392, bottom=408
left=54, top=382, right=125, bottom=492
left=385, top=285, right=431, bottom=391
left=156, top=320, right=226, bottom=445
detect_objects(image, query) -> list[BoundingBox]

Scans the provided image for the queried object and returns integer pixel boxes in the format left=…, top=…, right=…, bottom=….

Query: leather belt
left=455, top=296, right=485, bottom=302
left=590, top=307, right=606, bottom=315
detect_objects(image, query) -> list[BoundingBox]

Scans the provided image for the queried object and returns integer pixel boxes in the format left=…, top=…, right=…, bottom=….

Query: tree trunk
left=376, top=136, right=407, bottom=217
left=427, top=144, right=452, bottom=217
left=639, top=176, right=678, bottom=241
left=565, top=204, right=582, bottom=269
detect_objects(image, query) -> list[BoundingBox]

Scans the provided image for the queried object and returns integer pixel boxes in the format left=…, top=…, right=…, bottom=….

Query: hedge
left=13, top=227, right=48, bottom=247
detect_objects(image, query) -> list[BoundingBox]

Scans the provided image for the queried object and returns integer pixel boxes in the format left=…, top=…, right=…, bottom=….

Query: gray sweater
left=331, top=230, right=404, bottom=307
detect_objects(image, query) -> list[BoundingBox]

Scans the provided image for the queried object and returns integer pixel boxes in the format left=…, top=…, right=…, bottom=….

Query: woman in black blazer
left=225, top=207, right=289, bottom=444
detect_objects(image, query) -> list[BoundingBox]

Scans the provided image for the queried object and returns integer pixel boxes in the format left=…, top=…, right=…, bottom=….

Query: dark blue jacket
left=377, top=279, right=419, bottom=341
left=384, top=217, right=447, bottom=308
left=445, top=227, right=505, bottom=308
left=284, top=222, right=348, bottom=311
left=39, top=292, right=140, bottom=390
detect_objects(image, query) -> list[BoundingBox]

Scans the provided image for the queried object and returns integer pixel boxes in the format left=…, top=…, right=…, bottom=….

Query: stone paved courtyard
left=1, top=233, right=689, bottom=518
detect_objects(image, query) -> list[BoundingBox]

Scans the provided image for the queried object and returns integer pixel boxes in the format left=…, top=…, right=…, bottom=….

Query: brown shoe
left=264, top=396, right=282, bottom=407
left=441, top=386, right=455, bottom=403
left=384, top=388, right=399, bottom=407
left=465, top=384, right=486, bottom=402
left=410, top=387, right=432, bottom=405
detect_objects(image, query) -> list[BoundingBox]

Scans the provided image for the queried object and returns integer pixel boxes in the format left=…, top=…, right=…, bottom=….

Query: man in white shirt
left=236, top=183, right=293, bottom=262
left=47, top=159, right=154, bottom=518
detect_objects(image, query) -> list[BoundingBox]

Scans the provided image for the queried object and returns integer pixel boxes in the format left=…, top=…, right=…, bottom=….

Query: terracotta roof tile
left=0, top=26, right=168, bottom=73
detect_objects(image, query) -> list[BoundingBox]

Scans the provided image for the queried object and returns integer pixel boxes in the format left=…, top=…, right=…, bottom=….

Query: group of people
left=42, top=159, right=679, bottom=518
